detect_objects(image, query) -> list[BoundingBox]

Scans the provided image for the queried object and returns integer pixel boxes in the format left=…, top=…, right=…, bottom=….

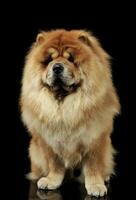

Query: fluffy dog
left=20, top=29, right=120, bottom=197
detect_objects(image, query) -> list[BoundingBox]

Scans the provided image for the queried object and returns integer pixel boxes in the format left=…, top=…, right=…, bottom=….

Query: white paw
left=86, top=184, right=107, bottom=197
left=37, top=176, right=63, bottom=190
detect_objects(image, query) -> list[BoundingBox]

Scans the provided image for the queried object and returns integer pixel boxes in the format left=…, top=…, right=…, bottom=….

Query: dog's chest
left=43, top=127, right=88, bottom=167
left=44, top=126, right=86, bottom=151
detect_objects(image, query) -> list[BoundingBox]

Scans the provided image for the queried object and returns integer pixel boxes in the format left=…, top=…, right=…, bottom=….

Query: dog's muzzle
left=53, top=63, right=64, bottom=76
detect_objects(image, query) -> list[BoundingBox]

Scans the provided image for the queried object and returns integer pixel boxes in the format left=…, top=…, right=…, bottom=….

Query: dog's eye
left=68, top=54, right=74, bottom=63
left=42, top=55, right=53, bottom=66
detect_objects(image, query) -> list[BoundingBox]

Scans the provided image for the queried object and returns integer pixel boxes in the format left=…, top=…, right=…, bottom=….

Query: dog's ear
left=78, top=31, right=93, bottom=47
left=36, top=32, right=47, bottom=45
left=78, top=31, right=110, bottom=64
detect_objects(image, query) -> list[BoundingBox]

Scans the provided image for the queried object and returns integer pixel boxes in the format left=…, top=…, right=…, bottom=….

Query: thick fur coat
left=20, top=29, right=120, bottom=197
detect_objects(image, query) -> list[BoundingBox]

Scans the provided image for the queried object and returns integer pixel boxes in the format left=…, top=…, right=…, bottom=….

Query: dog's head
left=27, top=29, right=110, bottom=100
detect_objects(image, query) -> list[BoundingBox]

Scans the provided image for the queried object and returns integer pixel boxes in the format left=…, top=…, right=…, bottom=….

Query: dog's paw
left=37, top=175, right=63, bottom=190
left=86, top=184, right=107, bottom=197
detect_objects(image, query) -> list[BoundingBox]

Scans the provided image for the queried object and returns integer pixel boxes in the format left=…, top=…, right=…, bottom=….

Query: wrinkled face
left=31, top=30, right=109, bottom=100
left=41, top=46, right=82, bottom=93
left=36, top=33, right=89, bottom=100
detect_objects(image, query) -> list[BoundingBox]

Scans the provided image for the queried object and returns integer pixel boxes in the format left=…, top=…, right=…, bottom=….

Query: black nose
left=53, top=63, right=64, bottom=75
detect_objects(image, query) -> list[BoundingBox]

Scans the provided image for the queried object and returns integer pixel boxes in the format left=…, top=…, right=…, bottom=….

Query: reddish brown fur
left=20, top=29, right=120, bottom=196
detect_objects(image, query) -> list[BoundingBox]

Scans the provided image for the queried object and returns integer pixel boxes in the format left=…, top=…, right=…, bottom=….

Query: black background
left=4, top=2, right=133, bottom=200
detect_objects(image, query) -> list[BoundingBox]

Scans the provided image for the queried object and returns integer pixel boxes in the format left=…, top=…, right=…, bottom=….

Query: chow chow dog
left=20, top=29, right=120, bottom=197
